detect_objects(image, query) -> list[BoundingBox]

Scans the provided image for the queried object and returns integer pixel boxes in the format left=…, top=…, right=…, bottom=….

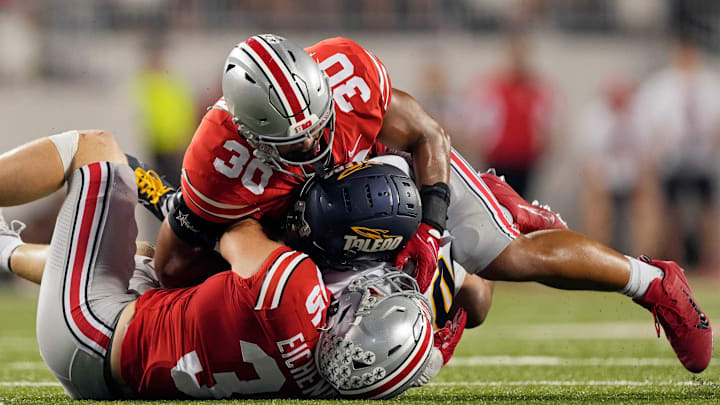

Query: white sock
left=620, top=256, right=664, bottom=298
left=0, top=239, right=23, bottom=273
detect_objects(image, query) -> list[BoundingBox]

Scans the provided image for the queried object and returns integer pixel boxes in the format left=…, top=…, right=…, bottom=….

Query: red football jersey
left=119, top=248, right=334, bottom=399
left=181, top=37, right=391, bottom=223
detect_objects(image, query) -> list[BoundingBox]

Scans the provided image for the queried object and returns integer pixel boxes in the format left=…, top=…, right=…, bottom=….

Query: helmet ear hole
left=352, top=360, right=369, bottom=370
left=244, top=72, right=256, bottom=84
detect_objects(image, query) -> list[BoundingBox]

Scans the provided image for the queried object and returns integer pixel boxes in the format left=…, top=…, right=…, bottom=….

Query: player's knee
left=483, top=235, right=540, bottom=282
left=70, top=130, right=126, bottom=171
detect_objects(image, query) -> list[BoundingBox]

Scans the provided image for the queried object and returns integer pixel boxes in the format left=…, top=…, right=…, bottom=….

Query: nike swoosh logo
left=348, top=137, right=362, bottom=158
left=424, top=235, right=439, bottom=256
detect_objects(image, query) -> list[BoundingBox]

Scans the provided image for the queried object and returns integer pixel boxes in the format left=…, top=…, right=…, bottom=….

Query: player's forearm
left=379, top=89, right=450, bottom=186
left=411, top=125, right=451, bottom=186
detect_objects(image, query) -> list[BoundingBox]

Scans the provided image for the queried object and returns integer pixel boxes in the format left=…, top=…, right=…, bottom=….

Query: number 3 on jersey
left=319, top=53, right=371, bottom=113
left=171, top=341, right=284, bottom=399
left=214, top=140, right=273, bottom=195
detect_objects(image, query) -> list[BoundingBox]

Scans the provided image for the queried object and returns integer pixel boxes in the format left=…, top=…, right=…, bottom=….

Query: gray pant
left=36, top=162, right=140, bottom=399
left=372, top=150, right=517, bottom=275
left=447, top=149, right=518, bottom=274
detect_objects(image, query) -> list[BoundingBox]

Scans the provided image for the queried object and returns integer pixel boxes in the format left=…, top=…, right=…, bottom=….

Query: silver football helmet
left=222, top=34, right=335, bottom=177
left=315, top=270, right=435, bottom=399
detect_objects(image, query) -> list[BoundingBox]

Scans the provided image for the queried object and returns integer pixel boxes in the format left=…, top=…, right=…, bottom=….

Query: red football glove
left=394, top=222, right=441, bottom=292
left=434, top=308, right=467, bottom=366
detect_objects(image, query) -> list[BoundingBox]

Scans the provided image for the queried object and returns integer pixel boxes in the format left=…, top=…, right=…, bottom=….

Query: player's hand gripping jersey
left=181, top=37, right=391, bottom=227
left=119, top=247, right=335, bottom=399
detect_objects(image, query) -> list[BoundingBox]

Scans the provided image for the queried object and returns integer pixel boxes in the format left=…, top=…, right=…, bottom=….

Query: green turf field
left=1, top=277, right=718, bottom=404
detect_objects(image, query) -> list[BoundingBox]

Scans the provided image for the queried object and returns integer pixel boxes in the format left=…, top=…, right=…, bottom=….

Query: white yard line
left=467, top=322, right=719, bottom=340
left=472, top=322, right=659, bottom=339
left=0, top=382, right=60, bottom=387
left=428, top=380, right=706, bottom=387
left=6, top=361, right=46, bottom=370
left=7, top=356, right=680, bottom=373
left=447, top=356, right=679, bottom=367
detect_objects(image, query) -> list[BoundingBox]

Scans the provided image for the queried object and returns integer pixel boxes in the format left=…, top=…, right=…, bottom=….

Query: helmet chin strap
left=311, top=156, right=328, bottom=175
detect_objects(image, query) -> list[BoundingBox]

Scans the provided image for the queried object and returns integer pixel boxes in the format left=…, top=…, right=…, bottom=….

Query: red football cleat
left=480, top=171, right=567, bottom=234
left=633, top=258, right=712, bottom=373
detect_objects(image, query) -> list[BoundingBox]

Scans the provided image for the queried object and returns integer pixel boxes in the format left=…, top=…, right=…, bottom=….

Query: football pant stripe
left=62, top=163, right=113, bottom=357
left=269, top=253, right=310, bottom=309
left=450, top=150, right=520, bottom=239
left=243, top=37, right=307, bottom=124
left=254, top=250, right=297, bottom=310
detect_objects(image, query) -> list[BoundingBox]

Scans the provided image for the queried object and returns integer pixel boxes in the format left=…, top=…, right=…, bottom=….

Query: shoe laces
left=0, top=218, right=26, bottom=237
left=647, top=285, right=690, bottom=339
left=649, top=308, right=662, bottom=338
left=135, top=169, right=173, bottom=205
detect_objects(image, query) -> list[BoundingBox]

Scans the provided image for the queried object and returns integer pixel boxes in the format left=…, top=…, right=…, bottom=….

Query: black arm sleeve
left=167, top=191, right=230, bottom=249
left=420, top=182, right=451, bottom=232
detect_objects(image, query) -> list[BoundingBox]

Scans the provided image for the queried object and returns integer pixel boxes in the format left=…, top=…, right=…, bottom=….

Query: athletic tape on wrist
left=48, top=130, right=80, bottom=179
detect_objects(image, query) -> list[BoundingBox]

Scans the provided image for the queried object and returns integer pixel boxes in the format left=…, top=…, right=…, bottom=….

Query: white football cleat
left=0, top=209, right=26, bottom=273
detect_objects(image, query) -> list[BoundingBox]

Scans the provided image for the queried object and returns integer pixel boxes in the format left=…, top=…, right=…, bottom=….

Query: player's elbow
left=155, top=255, right=193, bottom=288
left=433, top=121, right=451, bottom=146
left=155, top=245, right=226, bottom=288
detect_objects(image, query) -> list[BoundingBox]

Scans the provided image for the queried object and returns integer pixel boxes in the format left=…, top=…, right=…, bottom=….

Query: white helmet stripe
left=242, top=37, right=308, bottom=125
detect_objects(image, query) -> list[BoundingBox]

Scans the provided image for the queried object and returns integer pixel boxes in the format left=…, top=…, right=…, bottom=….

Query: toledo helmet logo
left=343, top=226, right=404, bottom=253
left=337, top=161, right=383, bottom=180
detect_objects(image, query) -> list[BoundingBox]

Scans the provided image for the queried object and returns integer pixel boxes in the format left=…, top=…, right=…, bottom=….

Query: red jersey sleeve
left=308, top=37, right=392, bottom=117
left=241, top=248, right=334, bottom=397
left=249, top=249, right=330, bottom=347
left=307, top=38, right=392, bottom=164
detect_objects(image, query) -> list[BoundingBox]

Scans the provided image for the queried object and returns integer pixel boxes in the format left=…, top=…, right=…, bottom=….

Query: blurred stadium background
left=1, top=1, right=720, bottom=402
left=3, top=0, right=720, bottom=268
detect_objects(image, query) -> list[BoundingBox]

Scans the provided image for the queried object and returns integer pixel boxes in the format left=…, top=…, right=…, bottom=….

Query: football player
left=286, top=157, right=492, bottom=370
left=0, top=131, right=437, bottom=400
left=92, top=33, right=714, bottom=373
left=284, top=155, right=712, bottom=374
left=147, top=34, right=452, bottom=292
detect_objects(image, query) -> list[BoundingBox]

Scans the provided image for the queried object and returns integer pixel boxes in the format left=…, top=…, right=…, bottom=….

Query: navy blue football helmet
left=286, top=161, right=421, bottom=270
